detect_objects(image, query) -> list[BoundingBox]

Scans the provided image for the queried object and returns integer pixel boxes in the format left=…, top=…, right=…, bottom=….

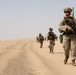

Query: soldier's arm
left=53, top=32, right=58, bottom=40
left=58, top=20, right=68, bottom=33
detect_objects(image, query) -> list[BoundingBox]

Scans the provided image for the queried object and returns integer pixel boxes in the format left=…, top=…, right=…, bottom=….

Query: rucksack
left=38, top=36, right=44, bottom=42
left=47, top=32, right=57, bottom=41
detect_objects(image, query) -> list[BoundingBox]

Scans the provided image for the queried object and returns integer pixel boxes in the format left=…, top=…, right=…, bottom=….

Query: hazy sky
left=0, top=0, right=76, bottom=40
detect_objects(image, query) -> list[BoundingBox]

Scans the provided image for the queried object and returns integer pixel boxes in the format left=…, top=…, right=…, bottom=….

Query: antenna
left=72, top=7, right=74, bottom=18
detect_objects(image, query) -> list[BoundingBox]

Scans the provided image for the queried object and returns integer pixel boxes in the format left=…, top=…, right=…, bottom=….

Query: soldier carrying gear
left=47, top=27, right=57, bottom=41
left=38, top=33, right=44, bottom=48
left=58, top=7, right=76, bottom=66
left=47, top=27, right=57, bottom=54
left=36, top=36, right=39, bottom=43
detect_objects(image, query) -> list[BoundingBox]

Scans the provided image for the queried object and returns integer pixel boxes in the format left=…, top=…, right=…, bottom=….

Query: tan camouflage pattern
left=48, top=40, right=55, bottom=52
left=58, top=17, right=76, bottom=60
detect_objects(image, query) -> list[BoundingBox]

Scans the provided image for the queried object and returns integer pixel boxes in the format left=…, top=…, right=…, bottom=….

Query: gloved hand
left=66, top=26, right=72, bottom=31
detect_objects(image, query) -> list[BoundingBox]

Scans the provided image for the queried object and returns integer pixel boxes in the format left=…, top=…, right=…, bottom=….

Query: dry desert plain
left=0, top=38, right=76, bottom=75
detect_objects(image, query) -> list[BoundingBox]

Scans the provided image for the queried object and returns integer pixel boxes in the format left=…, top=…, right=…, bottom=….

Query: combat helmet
left=49, top=27, right=53, bottom=31
left=64, top=7, right=72, bottom=13
left=39, top=33, right=41, bottom=36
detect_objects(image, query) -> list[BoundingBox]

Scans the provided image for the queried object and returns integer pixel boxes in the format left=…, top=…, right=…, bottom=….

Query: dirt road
left=0, top=39, right=76, bottom=75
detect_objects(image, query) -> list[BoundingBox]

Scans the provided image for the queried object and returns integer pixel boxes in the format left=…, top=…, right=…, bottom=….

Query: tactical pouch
left=59, top=34, right=63, bottom=44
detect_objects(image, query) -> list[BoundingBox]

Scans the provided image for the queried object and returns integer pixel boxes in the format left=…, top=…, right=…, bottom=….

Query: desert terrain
left=0, top=38, right=76, bottom=75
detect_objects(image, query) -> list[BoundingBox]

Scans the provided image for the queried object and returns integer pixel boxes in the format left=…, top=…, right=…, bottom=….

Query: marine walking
left=58, top=7, right=76, bottom=66
left=38, top=33, right=44, bottom=48
left=47, top=27, right=58, bottom=54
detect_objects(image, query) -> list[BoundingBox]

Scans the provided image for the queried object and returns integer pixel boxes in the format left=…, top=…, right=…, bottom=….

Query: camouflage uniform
left=48, top=40, right=55, bottom=53
left=47, top=28, right=57, bottom=53
left=58, top=7, right=76, bottom=65
left=38, top=33, right=44, bottom=48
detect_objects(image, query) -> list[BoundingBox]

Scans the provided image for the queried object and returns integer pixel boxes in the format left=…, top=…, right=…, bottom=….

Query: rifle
left=72, top=7, right=74, bottom=18
left=65, top=20, right=76, bottom=35
left=64, top=7, right=76, bottom=35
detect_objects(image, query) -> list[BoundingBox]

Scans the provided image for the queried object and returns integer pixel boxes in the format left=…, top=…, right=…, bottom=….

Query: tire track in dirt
left=24, top=41, right=55, bottom=75
left=29, top=41, right=76, bottom=75
left=1, top=40, right=35, bottom=75
left=0, top=41, right=28, bottom=75
left=2, top=39, right=76, bottom=75
left=0, top=42, right=21, bottom=58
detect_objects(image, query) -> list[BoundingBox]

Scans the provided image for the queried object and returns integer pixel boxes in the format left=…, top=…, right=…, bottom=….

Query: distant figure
left=58, top=7, right=76, bottom=66
left=36, top=36, right=39, bottom=43
left=38, top=33, right=44, bottom=48
left=44, top=37, right=46, bottom=41
left=47, top=27, right=57, bottom=53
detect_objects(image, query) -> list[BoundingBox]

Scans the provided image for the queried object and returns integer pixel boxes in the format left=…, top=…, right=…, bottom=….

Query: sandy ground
left=0, top=38, right=76, bottom=75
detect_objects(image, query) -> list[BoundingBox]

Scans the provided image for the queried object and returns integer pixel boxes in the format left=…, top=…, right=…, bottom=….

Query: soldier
left=36, top=36, right=39, bottom=43
left=38, top=33, right=44, bottom=48
left=58, top=7, right=76, bottom=66
left=47, top=27, right=57, bottom=54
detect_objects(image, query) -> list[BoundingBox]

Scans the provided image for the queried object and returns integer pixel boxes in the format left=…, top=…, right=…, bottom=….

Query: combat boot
left=48, top=46, right=50, bottom=49
left=64, top=57, right=68, bottom=64
left=50, top=49, right=52, bottom=53
left=40, top=45, right=42, bottom=48
left=40, top=43, right=42, bottom=48
left=72, top=60, right=76, bottom=66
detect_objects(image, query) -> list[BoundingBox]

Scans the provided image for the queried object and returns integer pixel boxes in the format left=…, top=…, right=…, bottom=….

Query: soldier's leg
left=49, top=45, right=52, bottom=53
left=48, top=40, right=52, bottom=53
left=40, top=42, right=41, bottom=48
left=51, top=45, right=54, bottom=54
left=48, top=40, right=51, bottom=48
left=51, top=41, right=54, bottom=54
left=63, top=36, right=70, bottom=64
left=40, top=42, right=42, bottom=48
left=50, top=48, right=52, bottom=53
left=41, top=42, right=43, bottom=48
left=71, top=36, right=76, bottom=66
left=49, top=40, right=54, bottom=53
left=51, top=40, right=55, bottom=54
left=49, top=47, right=53, bottom=53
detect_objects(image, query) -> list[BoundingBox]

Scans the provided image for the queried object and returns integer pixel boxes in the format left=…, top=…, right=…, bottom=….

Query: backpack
left=47, top=32, right=57, bottom=41
left=38, top=36, right=44, bottom=42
